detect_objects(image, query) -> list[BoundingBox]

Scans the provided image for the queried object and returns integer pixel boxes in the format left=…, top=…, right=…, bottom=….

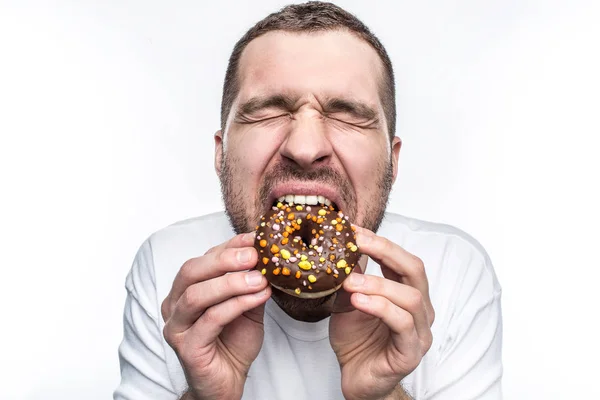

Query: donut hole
left=296, top=223, right=317, bottom=248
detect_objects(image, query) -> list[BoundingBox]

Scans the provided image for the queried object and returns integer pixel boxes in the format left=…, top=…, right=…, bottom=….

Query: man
left=115, top=2, right=503, bottom=399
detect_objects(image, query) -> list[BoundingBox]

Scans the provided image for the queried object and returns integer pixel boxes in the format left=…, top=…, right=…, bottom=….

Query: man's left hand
left=329, top=226, right=435, bottom=400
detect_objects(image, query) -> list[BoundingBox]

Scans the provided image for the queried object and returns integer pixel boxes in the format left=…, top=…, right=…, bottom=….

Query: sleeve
left=114, top=239, right=179, bottom=400
left=425, top=247, right=504, bottom=400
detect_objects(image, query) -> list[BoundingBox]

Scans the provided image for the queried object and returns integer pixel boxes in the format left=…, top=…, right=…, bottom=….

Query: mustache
left=257, top=162, right=355, bottom=209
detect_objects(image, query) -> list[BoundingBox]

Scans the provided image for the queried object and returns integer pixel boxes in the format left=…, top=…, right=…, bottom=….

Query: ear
left=214, top=130, right=223, bottom=176
left=391, top=136, right=402, bottom=184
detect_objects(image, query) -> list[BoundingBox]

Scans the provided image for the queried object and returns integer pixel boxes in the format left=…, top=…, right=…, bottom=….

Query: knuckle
left=205, top=244, right=219, bottom=255
left=180, top=287, right=197, bottom=309
left=410, top=255, right=426, bottom=275
left=218, top=274, right=236, bottom=294
left=217, top=248, right=233, bottom=266
left=428, top=305, right=436, bottom=326
left=179, top=258, right=197, bottom=282
left=363, top=275, right=379, bottom=291
left=160, top=297, right=171, bottom=321
left=396, top=309, right=415, bottom=332
left=422, top=331, right=434, bottom=353
left=202, top=306, right=222, bottom=326
left=405, top=288, right=424, bottom=312
left=162, top=324, right=170, bottom=342
left=162, top=322, right=176, bottom=346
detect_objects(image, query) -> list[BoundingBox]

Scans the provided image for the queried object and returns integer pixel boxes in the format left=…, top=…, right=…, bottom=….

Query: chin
left=270, top=287, right=337, bottom=322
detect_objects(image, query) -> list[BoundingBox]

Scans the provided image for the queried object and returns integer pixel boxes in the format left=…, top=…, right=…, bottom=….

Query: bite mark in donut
left=254, top=201, right=360, bottom=298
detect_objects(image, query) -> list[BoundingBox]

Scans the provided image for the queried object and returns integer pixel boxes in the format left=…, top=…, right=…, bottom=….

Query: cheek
left=334, top=135, right=387, bottom=194
left=227, top=130, right=280, bottom=181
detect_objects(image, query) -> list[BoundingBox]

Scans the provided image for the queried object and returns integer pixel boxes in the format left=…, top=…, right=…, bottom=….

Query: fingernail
left=244, top=232, right=255, bottom=241
left=349, top=273, right=365, bottom=286
left=356, top=293, right=370, bottom=304
left=246, top=270, right=263, bottom=286
left=237, top=249, right=252, bottom=263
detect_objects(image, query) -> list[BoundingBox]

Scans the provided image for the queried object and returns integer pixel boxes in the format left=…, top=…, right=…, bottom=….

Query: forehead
left=236, top=30, right=384, bottom=106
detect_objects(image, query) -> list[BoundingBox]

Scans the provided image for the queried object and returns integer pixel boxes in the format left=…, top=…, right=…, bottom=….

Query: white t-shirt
left=114, top=212, right=503, bottom=400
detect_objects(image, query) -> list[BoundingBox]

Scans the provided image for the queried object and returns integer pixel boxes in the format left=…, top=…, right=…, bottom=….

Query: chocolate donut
left=254, top=201, right=360, bottom=298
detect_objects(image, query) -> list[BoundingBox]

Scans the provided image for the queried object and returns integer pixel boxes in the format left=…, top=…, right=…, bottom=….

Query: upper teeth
left=278, top=194, right=332, bottom=206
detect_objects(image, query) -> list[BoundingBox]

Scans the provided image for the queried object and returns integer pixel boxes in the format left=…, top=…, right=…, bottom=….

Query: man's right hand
left=161, top=232, right=271, bottom=400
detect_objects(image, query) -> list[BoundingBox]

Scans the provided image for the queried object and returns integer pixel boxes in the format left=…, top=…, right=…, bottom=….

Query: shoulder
left=379, top=212, right=501, bottom=297
left=139, top=211, right=235, bottom=302
left=381, top=212, right=492, bottom=259
left=381, top=212, right=491, bottom=259
left=148, top=211, right=232, bottom=249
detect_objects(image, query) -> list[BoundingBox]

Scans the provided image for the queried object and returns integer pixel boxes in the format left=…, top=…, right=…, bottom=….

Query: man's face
left=215, top=30, right=401, bottom=318
left=217, top=29, right=400, bottom=232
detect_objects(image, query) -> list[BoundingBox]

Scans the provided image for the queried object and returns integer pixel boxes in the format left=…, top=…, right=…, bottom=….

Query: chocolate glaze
left=254, top=201, right=361, bottom=298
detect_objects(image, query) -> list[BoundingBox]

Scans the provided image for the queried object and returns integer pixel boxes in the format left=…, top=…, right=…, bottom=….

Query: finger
left=353, top=225, right=430, bottom=299
left=378, top=255, right=435, bottom=326
left=166, top=270, right=269, bottom=334
left=349, top=293, right=421, bottom=354
left=168, top=245, right=259, bottom=312
left=332, top=257, right=366, bottom=313
left=190, top=285, right=272, bottom=348
left=344, top=273, right=432, bottom=341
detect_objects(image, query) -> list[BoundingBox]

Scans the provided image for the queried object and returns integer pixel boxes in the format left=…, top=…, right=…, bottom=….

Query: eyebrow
left=237, top=94, right=299, bottom=117
left=323, top=97, right=378, bottom=121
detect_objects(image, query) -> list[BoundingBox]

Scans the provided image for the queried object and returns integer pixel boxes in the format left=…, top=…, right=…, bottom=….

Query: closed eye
left=323, top=97, right=380, bottom=129
left=326, top=113, right=379, bottom=129
left=235, top=111, right=290, bottom=123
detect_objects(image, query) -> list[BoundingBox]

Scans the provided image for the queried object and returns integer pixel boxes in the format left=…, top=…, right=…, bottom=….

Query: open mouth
left=273, top=194, right=338, bottom=211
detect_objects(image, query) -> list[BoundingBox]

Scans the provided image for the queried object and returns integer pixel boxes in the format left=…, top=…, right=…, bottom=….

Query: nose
left=279, top=112, right=333, bottom=169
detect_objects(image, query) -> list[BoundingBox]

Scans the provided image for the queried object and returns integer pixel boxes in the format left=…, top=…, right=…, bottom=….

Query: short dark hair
left=220, top=1, right=396, bottom=141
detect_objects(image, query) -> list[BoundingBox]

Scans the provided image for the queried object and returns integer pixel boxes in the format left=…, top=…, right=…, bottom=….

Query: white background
left=1, top=0, right=599, bottom=399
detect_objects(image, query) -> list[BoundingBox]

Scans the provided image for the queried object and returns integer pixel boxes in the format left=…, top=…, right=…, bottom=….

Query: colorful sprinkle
left=280, top=249, right=291, bottom=260
left=298, top=261, right=312, bottom=270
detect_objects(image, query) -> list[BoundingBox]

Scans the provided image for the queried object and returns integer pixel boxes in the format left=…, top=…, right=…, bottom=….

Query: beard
left=219, top=152, right=395, bottom=321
